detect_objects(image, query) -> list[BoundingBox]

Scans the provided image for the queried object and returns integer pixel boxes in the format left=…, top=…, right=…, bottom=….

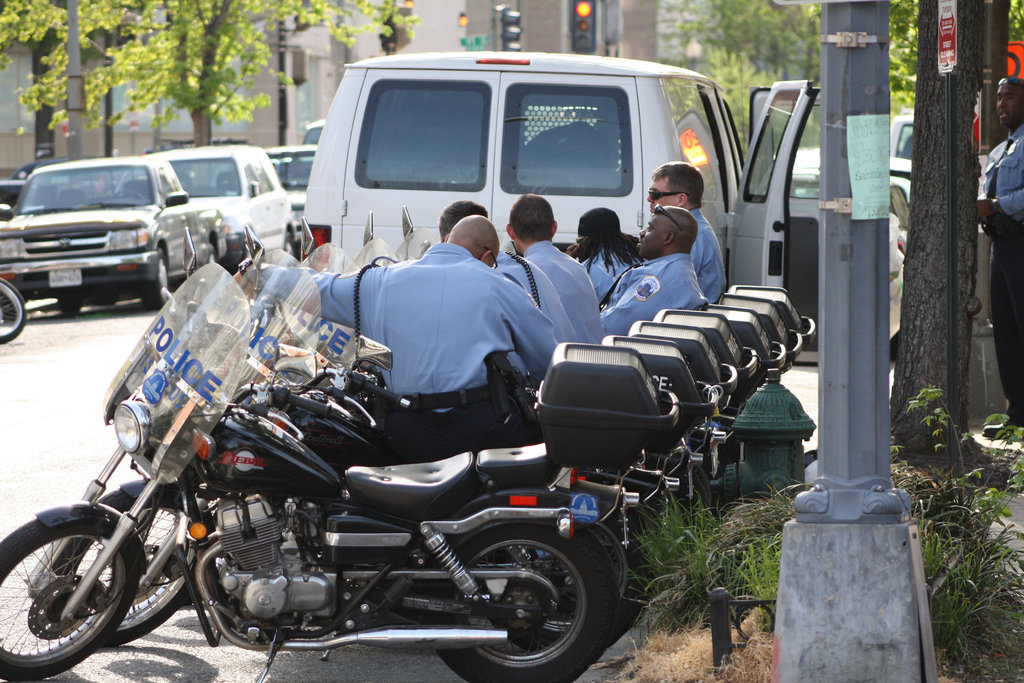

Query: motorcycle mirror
left=363, top=212, right=373, bottom=246
left=300, top=217, right=315, bottom=260
left=274, top=344, right=319, bottom=383
left=183, top=227, right=198, bottom=276
left=401, top=206, right=414, bottom=238
left=339, top=335, right=393, bottom=372
left=243, top=224, right=265, bottom=265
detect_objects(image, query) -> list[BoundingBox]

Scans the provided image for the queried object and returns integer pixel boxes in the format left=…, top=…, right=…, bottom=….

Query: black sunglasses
left=648, top=187, right=685, bottom=201
left=652, top=204, right=685, bottom=232
left=1000, top=76, right=1024, bottom=87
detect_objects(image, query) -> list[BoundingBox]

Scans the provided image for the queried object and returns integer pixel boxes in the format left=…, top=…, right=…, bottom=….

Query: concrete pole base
left=771, top=520, right=936, bottom=682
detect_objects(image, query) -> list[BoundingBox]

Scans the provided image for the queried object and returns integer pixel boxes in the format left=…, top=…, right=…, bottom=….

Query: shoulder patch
left=632, top=275, right=661, bottom=302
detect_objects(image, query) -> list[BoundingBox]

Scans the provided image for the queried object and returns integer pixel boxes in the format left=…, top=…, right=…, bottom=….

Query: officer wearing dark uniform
left=315, top=216, right=557, bottom=461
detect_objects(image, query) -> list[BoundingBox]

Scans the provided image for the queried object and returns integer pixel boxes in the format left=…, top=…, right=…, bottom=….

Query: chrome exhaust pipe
left=196, top=541, right=507, bottom=652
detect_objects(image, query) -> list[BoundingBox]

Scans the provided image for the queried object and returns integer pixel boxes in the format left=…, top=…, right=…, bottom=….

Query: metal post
left=773, top=2, right=936, bottom=679
left=278, top=23, right=287, bottom=147
left=709, top=587, right=732, bottom=669
left=946, top=71, right=959, bottom=454
left=66, top=0, right=84, bottom=160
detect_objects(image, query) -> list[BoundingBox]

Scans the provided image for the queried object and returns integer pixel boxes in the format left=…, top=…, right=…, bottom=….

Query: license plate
left=49, top=269, right=83, bottom=288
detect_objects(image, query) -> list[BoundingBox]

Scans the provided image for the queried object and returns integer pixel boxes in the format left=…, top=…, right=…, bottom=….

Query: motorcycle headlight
left=114, top=401, right=151, bottom=453
left=110, top=228, right=149, bottom=251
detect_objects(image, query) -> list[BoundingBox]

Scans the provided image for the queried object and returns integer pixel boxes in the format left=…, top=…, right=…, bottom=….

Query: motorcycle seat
left=476, top=443, right=553, bottom=490
left=346, top=451, right=478, bottom=521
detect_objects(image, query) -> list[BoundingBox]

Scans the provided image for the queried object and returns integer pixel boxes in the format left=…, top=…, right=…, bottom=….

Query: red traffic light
left=574, top=1, right=593, bottom=18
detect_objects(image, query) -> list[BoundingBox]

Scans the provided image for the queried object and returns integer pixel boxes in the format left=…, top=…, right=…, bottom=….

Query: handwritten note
left=846, top=114, right=890, bottom=220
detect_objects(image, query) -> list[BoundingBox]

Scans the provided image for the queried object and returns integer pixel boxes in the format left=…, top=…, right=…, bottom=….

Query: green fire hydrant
left=719, top=369, right=816, bottom=502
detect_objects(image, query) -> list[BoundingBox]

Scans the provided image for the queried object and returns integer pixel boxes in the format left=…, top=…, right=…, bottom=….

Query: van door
left=337, top=70, right=501, bottom=250
left=491, top=73, right=641, bottom=243
left=729, top=80, right=818, bottom=320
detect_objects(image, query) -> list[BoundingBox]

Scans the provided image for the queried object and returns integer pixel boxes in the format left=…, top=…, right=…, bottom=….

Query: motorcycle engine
left=216, top=495, right=336, bottom=620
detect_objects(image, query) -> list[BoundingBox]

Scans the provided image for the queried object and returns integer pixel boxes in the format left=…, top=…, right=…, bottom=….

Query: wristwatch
left=992, top=197, right=1001, bottom=213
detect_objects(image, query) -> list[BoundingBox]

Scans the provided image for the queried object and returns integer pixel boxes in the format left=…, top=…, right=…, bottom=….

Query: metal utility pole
left=772, top=2, right=937, bottom=679
left=278, top=23, right=287, bottom=146
left=66, top=0, right=84, bottom=160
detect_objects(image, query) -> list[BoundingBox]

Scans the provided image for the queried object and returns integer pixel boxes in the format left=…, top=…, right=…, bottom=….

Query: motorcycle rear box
left=537, top=344, right=675, bottom=468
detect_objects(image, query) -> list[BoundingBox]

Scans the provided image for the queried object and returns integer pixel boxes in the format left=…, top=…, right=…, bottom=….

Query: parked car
left=890, top=114, right=913, bottom=160
left=150, top=145, right=291, bottom=268
left=0, top=157, right=70, bottom=206
left=303, top=119, right=325, bottom=145
left=266, top=144, right=317, bottom=257
left=0, top=157, right=221, bottom=314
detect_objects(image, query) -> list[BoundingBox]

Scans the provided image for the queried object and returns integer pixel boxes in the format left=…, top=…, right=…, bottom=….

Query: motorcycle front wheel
left=438, top=524, right=617, bottom=683
left=0, top=279, right=26, bottom=345
left=99, top=488, right=191, bottom=647
left=0, top=518, right=141, bottom=681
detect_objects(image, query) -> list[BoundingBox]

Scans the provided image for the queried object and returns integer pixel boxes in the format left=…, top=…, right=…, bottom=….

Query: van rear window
left=355, top=80, right=490, bottom=192
left=500, top=84, right=632, bottom=197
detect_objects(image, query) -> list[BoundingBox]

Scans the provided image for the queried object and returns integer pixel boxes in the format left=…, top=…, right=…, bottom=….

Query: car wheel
left=57, top=294, right=83, bottom=316
left=141, top=250, right=169, bottom=310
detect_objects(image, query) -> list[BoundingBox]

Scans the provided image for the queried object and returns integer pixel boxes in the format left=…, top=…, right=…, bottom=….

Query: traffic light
left=570, top=0, right=596, bottom=54
left=500, top=6, right=522, bottom=51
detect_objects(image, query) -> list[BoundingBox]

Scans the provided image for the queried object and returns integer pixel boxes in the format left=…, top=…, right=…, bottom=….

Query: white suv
left=151, top=145, right=291, bottom=267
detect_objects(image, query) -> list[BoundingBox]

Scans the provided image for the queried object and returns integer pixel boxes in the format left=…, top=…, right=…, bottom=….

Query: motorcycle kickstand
left=255, top=630, right=284, bottom=683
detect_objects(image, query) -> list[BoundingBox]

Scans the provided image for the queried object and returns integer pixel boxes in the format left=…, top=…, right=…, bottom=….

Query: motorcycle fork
left=60, top=477, right=161, bottom=619
left=27, top=447, right=131, bottom=593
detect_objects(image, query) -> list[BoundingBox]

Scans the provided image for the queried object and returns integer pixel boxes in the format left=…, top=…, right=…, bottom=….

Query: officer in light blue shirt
left=505, top=194, right=605, bottom=344
left=979, top=76, right=1024, bottom=435
left=437, top=199, right=577, bottom=343
left=315, top=216, right=557, bottom=461
left=601, top=205, right=708, bottom=336
left=648, top=161, right=726, bottom=303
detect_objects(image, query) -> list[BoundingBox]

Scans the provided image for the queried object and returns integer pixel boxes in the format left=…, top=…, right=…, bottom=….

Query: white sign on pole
left=938, top=0, right=957, bottom=73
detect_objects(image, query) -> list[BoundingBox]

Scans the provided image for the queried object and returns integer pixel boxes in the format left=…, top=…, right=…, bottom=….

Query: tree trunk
left=192, top=110, right=211, bottom=148
left=889, top=0, right=984, bottom=460
left=31, top=46, right=54, bottom=159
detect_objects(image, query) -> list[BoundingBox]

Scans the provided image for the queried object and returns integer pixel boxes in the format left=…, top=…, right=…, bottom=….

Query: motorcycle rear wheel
left=0, top=279, right=26, bottom=345
left=99, top=488, right=191, bottom=647
left=438, top=524, right=617, bottom=683
left=0, top=519, right=141, bottom=681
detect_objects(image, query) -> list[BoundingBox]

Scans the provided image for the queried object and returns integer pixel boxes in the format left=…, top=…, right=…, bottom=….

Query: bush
left=637, top=469, right=1024, bottom=665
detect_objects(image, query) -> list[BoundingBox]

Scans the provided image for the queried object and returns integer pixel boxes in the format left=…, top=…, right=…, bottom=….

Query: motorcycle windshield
left=128, top=264, right=251, bottom=482
left=238, top=260, right=323, bottom=384
left=394, top=227, right=437, bottom=261
left=302, top=242, right=352, bottom=275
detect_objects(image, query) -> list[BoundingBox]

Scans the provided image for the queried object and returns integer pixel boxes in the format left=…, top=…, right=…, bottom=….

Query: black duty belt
left=403, top=384, right=492, bottom=411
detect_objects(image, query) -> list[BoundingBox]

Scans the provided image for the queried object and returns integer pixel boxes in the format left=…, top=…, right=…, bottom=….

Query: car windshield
left=167, top=158, right=240, bottom=198
left=269, top=150, right=316, bottom=190
left=17, top=165, right=155, bottom=214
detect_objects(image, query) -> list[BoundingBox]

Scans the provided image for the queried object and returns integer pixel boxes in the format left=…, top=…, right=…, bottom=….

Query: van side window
left=355, top=80, right=491, bottom=192
left=744, top=91, right=799, bottom=203
left=789, top=105, right=822, bottom=200
left=664, top=80, right=724, bottom=206
left=500, top=84, right=631, bottom=197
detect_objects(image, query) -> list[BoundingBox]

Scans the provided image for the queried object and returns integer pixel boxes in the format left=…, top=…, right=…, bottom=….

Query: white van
left=304, top=52, right=743, bottom=252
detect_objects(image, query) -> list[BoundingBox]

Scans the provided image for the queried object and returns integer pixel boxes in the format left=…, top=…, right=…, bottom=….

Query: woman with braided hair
left=568, top=207, right=641, bottom=305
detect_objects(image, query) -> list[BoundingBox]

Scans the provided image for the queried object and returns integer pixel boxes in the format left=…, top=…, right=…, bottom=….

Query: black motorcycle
left=0, top=261, right=653, bottom=683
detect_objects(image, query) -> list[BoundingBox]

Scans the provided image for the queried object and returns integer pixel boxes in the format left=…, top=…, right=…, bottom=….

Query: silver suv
left=151, top=145, right=291, bottom=267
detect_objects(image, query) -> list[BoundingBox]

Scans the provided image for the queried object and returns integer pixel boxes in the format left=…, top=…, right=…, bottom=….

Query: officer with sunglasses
left=600, top=205, right=707, bottom=336
left=648, top=161, right=726, bottom=302
left=980, top=76, right=1024, bottom=438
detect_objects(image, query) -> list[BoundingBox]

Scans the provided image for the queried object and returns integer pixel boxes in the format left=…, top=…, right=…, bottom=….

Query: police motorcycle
left=0, top=256, right=640, bottom=683
left=0, top=278, right=27, bottom=345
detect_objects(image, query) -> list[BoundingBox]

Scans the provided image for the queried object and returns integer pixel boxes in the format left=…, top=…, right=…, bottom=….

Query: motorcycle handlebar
left=340, top=372, right=412, bottom=410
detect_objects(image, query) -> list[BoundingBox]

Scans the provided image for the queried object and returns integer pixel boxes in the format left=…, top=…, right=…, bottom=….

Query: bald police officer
left=315, top=216, right=557, bottom=461
left=600, top=205, right=707, bottom=336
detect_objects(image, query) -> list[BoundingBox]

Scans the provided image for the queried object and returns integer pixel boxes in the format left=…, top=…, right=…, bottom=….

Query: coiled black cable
left=507, top=252, right=541, bottom=310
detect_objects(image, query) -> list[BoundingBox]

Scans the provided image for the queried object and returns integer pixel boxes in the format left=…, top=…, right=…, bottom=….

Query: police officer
left=601, top=205, right=707, bottom=336
left=506, top=194, right=605, bottom=343
left=567, top=207, right=641, bottom=305
left=437, top=200, right=576, bottom=342
left=315, top=216, right=557, bottom=461
left=979, top=76, right=1024, bottom=437
left=649, top=161, right=726, bottom=303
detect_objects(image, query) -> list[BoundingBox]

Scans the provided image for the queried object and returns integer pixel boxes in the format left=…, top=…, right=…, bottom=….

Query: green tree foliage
left=0, top=0, right=416, bottom=146
left=659, top=0, right=817, bottom=143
